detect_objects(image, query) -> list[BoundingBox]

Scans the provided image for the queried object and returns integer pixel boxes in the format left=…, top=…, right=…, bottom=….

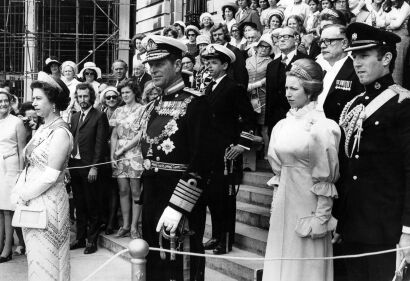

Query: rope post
left=128, top=239, right=149, bottom=281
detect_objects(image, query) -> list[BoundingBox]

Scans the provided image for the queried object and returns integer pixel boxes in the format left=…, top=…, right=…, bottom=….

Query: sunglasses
left=84, top=72, right=95, bottom=76
left=105, top=95, right=118, bottom=100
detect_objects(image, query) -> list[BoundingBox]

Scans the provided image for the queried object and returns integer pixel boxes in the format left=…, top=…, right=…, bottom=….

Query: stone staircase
left=98, top=160, right=274, bottom=281
left=204, top=161, right=273, bottom=281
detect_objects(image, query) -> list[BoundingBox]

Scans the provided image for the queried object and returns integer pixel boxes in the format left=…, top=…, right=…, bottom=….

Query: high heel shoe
left=0, top=253, right=12, bottom=263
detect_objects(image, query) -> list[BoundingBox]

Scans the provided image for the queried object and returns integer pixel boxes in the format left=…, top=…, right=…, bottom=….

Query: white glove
left=156, top=206, right=183, bottom=233
left=19, top=166, right=61, bottom=201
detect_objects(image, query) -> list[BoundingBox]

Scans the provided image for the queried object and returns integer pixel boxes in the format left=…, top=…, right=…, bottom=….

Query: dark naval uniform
left=139, top=78, right=212, bottom=281
left=336, top=23, right=410, bottom=281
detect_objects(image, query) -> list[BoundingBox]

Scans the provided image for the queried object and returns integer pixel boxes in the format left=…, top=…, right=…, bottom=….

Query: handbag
left=12, top=202, right=47, bottom=229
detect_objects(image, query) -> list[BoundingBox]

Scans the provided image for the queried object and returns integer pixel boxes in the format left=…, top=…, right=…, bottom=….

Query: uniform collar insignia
left=352, top=33, right=358, bottom=41
left=374, top=82, right=381, bottom=90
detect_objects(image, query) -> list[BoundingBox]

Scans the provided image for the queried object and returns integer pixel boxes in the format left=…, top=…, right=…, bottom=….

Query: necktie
left=281, top=55, right=288, bottom=65
left=71, top=113, right=84, bottom=157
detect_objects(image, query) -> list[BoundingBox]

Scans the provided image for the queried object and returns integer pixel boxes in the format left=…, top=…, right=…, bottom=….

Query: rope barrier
left=148, top=245, right=410, bottom=261
left=80, top=243, right=410, bottom=280
left=81, top=248, right=129, bottom=281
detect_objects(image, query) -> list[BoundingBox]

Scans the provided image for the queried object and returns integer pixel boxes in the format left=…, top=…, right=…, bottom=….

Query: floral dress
left=110, top=104, right=144, bottom=178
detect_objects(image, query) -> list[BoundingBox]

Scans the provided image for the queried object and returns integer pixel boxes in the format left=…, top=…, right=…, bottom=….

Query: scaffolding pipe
left=76, top=0, right=79, bottom=63
left=23, top=0, right=36, bottom=101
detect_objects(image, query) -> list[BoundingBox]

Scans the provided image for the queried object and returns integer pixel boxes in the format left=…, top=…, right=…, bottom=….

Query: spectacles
left=187, top=33, right=196, bottom=37
left=105, top=95, right=118, bottom=100
left=231, top=29, right=239, bottom=33
left=318, top=38, right=345, bottom=46
left=84, top=72, right=95, bottom=76
left=278, top=35, right=294, bottom=40
left=258, top=44, right=271, bottom=49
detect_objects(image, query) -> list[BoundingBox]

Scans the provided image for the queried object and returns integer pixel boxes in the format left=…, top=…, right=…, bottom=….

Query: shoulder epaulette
left=183, top=87, right=203, bottom=97
left=389, top=84, right=410, bottom=103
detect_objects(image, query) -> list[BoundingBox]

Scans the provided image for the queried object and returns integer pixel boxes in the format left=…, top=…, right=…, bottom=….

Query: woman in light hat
left=265, top=9, right=284, bottom=34
left=246, top=33, right=274, bottom=155
left=61, top=61, right=81, bottom=122
left=173, top=21, right=189, bottom=43
left=199, top=12, right=214, bottom=38
left=185, top=25, right=200, bottom=56
left=44, top=56, right=62, bottom=80
left=222, top=2, right=238, bottom=33
left=194, top=34, right=211, bottom=70
left=78, top=62, right=102, bottom=108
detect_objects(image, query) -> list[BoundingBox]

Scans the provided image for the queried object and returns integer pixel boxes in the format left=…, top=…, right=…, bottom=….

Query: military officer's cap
left=143, top=35, right=188, bottom=63
left=201, top=44, right=236, bottom=64
left=345, top=22, right=401, bottom=52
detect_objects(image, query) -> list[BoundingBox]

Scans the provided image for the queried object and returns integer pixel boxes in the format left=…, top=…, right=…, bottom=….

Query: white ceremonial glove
left=19, top=166, right=60, bottom=201
left=156, top=206, right=183, bottom=233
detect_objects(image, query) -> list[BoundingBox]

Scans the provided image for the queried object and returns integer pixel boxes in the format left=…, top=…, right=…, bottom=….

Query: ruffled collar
left=287, top=101, right=318, bottom=119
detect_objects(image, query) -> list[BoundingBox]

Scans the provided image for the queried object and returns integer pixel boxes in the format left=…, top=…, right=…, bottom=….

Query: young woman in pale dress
left=0, top=89, right=26, bottom=263
left=11, top=72, right=73, bottom=281
left=263, top=59, right=340, bottom=281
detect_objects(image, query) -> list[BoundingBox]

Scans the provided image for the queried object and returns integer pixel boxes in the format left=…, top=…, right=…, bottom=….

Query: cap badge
left=209, top=46, right=216, bottom=54
left=352, top=33, right=358, bottom=41
left=374, top=82, right=381, bottom=90
left=146, top=39, right=158, bottom=52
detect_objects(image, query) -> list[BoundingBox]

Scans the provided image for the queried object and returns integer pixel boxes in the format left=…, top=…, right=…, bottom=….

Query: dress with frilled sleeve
left=263, top=102, right=340, bottom=281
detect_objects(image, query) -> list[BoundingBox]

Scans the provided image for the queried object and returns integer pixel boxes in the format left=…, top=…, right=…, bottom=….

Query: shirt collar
left=81, top=106, right=92, bottom=117
left=283, top=49, right=297, bottom=61
left=213, top=74, right=227, bottom=87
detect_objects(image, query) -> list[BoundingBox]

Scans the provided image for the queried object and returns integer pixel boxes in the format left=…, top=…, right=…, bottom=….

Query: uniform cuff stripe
left=174, top=189, right=197, bottom=203
left=177, top=182, right=202, bottom=196
left=175, top=185, right=201, bottom=201
left=169, top=195, right=194, bottom=212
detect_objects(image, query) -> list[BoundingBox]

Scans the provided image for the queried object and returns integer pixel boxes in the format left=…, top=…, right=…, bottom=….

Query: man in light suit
left=265, top=27, right=309, bottom=132
left=316, top=24, right=363, bottom=123
left=69, top=83, right=109, bottom=254
left=210, top=23, right=249, bottom=89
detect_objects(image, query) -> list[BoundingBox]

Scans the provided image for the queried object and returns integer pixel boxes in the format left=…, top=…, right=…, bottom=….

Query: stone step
left=236, top=201, right=270, bottom=230
left=98, top=234, right=239, bottom=281
left=204, top=214, right=268, bottom=256
left=242, top=171, right=273, bottom=189
left=237, top=184, right=273, bottom=208
left=205, top=246, right=264, bottom=281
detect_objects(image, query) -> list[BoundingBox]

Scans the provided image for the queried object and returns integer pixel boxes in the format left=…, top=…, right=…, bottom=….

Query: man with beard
left=138, top=35, right=212, bottom=281
left=69, top=83, right=109, bottom=254
left=210, top=23, right=249, bottom=89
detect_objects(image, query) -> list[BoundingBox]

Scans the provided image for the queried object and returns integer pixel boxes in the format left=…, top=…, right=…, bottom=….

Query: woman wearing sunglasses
left=78, top=62, right=102, bottom=108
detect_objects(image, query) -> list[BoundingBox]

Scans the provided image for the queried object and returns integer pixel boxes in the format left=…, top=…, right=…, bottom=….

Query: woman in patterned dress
left=110, top=79, right=144, bottom=239
left=11, top=72, right=72, bottom=281
left=0, top=89, right=26, bottom=263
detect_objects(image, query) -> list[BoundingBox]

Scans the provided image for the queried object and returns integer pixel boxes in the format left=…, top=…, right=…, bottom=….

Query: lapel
left=326, top=57, right=354, bottom=100
left=79, top=107, right=94, bottom=130
left=208, top=76, right=228, bottom=105
left=71, top=111, right=80, bottom=133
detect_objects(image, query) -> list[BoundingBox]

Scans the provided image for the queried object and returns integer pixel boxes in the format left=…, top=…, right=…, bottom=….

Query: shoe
left=84, top=242, right=97, bottom=254
left=70, top=240, right=86, bottom=250
left=105, top=227, right=114, bottom=235
left=130, top=228, right=142, bottom=239
left=203, top=238, right=219, bottom=250
left=114, top=227, right=130, bottom=238
left=213, top=243, right=227, bottom=255
left=0, top=253, right=12, bottom=263
left=13, top=246, right=25, bottom=256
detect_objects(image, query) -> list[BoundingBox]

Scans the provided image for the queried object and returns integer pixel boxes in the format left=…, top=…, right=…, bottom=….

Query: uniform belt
left=143, top=159, right=188, bottom=172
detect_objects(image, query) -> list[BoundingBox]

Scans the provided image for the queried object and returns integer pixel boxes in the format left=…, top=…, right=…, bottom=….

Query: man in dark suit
left=201, top=44, right=256, bottom=255
left=265, top=27, right=309, bottom=132
left=210, top=23, right=249, bottom=89
left=336, top=23, right=410, bottom=281
left=316, top=24, right=363, bottom=123
left=112, top=59, right=128, bottom=87
left=132, top=60, right=152, bottom=92
left=69, top=83, right=109, bottom=254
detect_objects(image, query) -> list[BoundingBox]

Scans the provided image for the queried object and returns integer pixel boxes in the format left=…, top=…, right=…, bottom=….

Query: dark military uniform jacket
left=139, top=78, right=212, bottom=215
left=323, top=56, right=364, bottom=123
left=336, top=74, right=410, bottom=245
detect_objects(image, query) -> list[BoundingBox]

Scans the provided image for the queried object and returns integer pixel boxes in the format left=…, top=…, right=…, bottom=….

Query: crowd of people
left=1, top=0, right=410, bottom=280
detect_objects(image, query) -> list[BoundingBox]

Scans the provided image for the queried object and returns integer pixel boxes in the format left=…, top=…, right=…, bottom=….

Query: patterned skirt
left=23, top=184, right=70, bottom=281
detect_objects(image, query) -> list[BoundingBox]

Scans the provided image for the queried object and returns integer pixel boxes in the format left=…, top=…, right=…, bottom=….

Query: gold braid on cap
left=288, top=64, right=312, bottom=81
